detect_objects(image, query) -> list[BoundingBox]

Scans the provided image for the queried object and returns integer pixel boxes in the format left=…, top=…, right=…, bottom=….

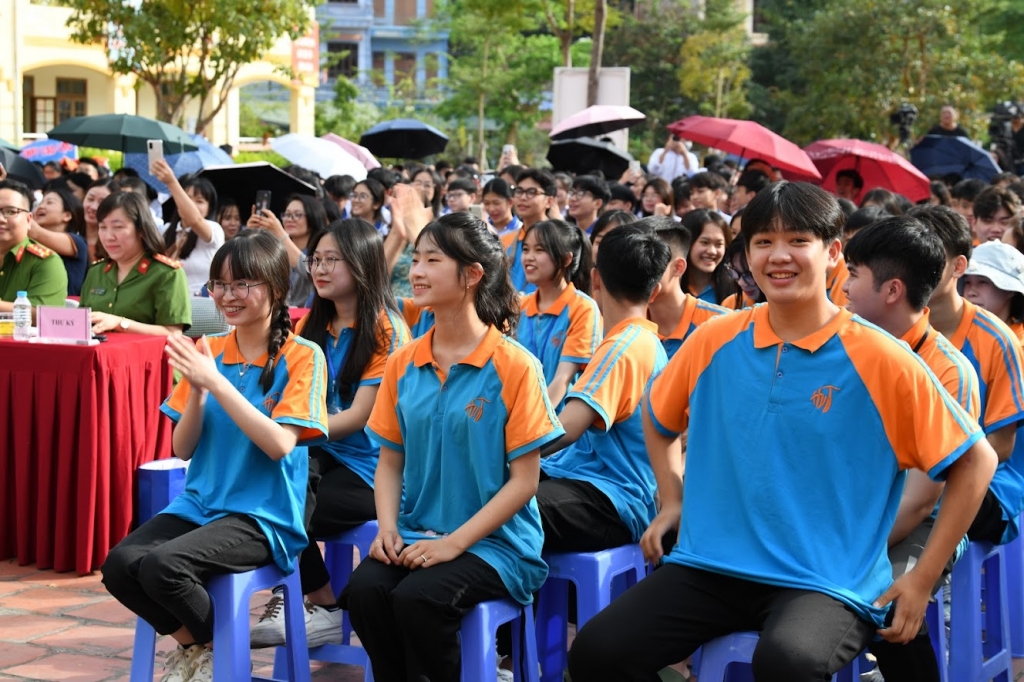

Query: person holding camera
left=648, top=134, right=699, bottom=184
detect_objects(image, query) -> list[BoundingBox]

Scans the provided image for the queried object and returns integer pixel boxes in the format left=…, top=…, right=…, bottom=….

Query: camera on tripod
left=889, top=104, right=918, bottom=144
left=989, top=101, right=1023, bottom=172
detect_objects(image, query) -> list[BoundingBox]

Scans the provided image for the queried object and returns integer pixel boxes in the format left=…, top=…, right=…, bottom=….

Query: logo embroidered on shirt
left=465, top=397, right=491, bottom=422
left=550, top=332, right=565, bottom=348
left=810, top=385, right=840, bottom=413
left=263, top=392, right=282, bottom=413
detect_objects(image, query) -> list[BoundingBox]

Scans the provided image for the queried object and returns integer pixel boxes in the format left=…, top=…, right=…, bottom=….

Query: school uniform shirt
left=491, top=215, right=521, bottom=239
left=80, top=253, right=192, bottom=330
left=0, top=236, right=68, bottom=306
left=397, top=297, right=436, bottom=339
left=721, top=292, right=757, bottom=311
left=518, top=283, right=602, bottom=390
left=688, top=283, right=717, bottom=304
left=826, top=254, right=850, bottom=307
left=903, top=310, right=980, bottom=420
left=295, top=308, right=410, bottom=487
left=541, top=318, right=668, bottom=542
left=645, top=306, right=982, bottom=626
left=366, top=325, right=564, bottom=604
left=160, top=331, right=329, bottom=572
left=947, top=299, right=1024, bottom=543
left=501, top=227, right=537, bottom=295
left=1009, top=320, right=1024, bottom=344
left=659, top=294, right=729, bottom=361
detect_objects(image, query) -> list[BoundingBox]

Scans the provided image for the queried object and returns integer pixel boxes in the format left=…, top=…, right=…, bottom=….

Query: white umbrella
left=270, top=133, right=367, bottom=181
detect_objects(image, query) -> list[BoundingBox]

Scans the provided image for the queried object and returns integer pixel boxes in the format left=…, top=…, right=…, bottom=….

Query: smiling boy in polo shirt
left=568, top=182, right=997, bottom=682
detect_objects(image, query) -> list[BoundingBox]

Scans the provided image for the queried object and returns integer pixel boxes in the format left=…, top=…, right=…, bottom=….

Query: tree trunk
left=565, top=0, right=576, bottom=67
left=587, top=0, right=606, bottom=106
left=478, top=41, right=489, bottom=169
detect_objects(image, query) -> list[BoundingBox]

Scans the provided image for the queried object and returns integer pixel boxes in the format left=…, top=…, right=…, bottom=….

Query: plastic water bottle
left=13, top=290, right=31, bottom=341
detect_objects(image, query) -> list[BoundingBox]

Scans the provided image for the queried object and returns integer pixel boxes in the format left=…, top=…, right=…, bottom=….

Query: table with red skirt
left=0, top=334, right=174, bottom=574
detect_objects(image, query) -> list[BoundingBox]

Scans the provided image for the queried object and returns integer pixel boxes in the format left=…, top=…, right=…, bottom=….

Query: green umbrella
left=47, top=114, right=198, bottom=154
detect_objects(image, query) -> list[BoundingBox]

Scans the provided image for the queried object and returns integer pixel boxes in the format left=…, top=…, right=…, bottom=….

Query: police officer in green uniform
left=0, top=180, right=68, bottom=311
left=79, top=192, right=191, bottom=336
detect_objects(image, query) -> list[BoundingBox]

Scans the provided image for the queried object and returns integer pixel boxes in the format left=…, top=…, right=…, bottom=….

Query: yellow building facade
left=0, top=0, right=317, bottom=148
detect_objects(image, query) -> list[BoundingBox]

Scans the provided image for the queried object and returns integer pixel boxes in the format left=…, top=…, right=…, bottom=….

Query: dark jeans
left=339, top=553, right=509, bottom=682
left=300, top=449, right=377, bottom=594
left=568, top=563, right=873, bottom=682
left=869, top=516, right=954, bottom=682
left=967, top=488, right=1008, bottom=545
left=101, top=513, right=272, bottom=644
left=536, top=474, right=632, bottom=552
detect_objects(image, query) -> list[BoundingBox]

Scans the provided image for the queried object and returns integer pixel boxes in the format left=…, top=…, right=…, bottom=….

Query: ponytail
left=569, top=223, right=593, bottom=295
left=260, top=302, right=292, bottom=394
left=526, top=220, right=593, bottom=296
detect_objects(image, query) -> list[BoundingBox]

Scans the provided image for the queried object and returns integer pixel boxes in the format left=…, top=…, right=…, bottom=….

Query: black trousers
left=568, top=563, right=873, bottom=682
left=339, top=553, right=509, bottom=682
left=967, top=488, right=1008, bottom=545
left=299, top=448, right=377, bottom=594
left=535, top=474, right=632, bottom=552
left=101, top=513, right=272, bottom=644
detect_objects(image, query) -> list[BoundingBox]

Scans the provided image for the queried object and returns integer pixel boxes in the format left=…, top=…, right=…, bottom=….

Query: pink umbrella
left=549, top=105, right=646, bottom=141
left=804, top=139, right=931, bottom=202
left=668, top=116, right=821, bottom=181
left=321, top=133, right=381, bottom=171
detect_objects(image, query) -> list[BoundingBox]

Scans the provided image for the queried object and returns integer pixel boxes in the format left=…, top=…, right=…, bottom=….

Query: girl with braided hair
left=100, top=230, right=328, bottom=682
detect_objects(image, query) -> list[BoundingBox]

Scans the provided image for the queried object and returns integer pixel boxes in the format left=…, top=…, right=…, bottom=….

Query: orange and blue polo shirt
left=826, top=254, right=850, bottom=307
left=645, top=306, right=981, bottom=626
left=366, top=325, right=564, bottom=604
left=518, top=283, right=602, bottom=390
left=721, top=292, right=757, bottom=311
left=296, top=308, right=410, bottom=486
left=902, top=310, right=980, bottom=420
left=397, top=297, right=435, bottom=339
left=501, top=226, right=536, bottom=294
left=161, top=331, right=329, bottom=573
left=658, top=293, right=729, bottom=360
left=947, top=300, right=1024, bottom=543
left=541, top=317, right=667, bottom=542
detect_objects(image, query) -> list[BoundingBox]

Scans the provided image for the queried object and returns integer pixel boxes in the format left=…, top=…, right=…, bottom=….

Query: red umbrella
left=667, top=116, right=821, bottom=180
left=805, top=139, right=931, bottom=202
left=549, top=105, right=646, bottom=141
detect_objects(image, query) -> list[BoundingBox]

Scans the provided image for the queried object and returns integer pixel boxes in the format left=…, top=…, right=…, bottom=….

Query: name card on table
left=36, top=305, right=92, bottom=344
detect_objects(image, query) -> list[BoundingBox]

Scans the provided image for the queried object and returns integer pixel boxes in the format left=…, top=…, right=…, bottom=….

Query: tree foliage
left=677, top=0, right=751, bottom=119
left=65, top=0, right=318, bottom=134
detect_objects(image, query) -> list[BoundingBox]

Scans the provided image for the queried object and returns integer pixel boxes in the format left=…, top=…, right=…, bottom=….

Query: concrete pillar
left=290, top=83, right=316, bottom=136
left=385, top=52, right=395, bottom=87
left=415, top=51, right=425, bottom=88
left=0, top=0, right=23, bottom=143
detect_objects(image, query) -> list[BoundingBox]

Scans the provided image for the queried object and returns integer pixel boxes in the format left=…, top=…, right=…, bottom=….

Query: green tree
left=65, top=0, right=318, bottom=134
left=677, top=0, right=751, bottom=119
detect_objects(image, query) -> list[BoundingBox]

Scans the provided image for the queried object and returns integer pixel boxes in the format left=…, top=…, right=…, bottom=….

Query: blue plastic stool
left=927, top=584, right=950, bottom=682
left=949, top=541, right=1013, bottom=682
left=137, top=459, right=188, bottom=525
left=462, top=598, right=540, bottom=682
left=535, top=545, right=648, bottom=682
left=693, top=631, right=868, bottom=682
left=1006, top=524, right=1024, bottom=658
left=129, top=563, right=310, bottom=682
left=272, top=521, right=379, bottom=681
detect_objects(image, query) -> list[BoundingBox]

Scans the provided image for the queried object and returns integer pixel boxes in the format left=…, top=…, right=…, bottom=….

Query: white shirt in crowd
left=647, top=148, right=700, bottom=183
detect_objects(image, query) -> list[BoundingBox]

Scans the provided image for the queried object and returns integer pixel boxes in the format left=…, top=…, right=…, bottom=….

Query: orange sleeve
left=293, top=314, right=309, bottom=335
left=498, top=343, right=564, bottom=459
left=976, top=321, right=1024, bottom=433
left=399, top=297, right=422, bottom=329
left=559, top=295, right=601, bottom=364
left=568, top=328, right=650, bottom=430
left=360, top=310, right=410, bottom=385
left=366, top=346, right=410, bottom=452
left=271, top=337, right=329, bottom=444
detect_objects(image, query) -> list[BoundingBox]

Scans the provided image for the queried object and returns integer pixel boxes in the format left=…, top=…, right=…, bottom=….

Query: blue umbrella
left=359, top=119, right=448, bottom=159
left=19, top=139, right=77, bottom=163
left=910, top=135, right=1001, bottom=182
left=123, top=134, right=234, bottom=193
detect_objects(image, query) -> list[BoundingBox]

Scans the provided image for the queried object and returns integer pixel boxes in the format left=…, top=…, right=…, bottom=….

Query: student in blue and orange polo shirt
left=502, top=168, right=559, bottom=294
left=250, top=218, right=410, bottom=650
left=844, top=217, right=982, bottom=682
left=643, top=216, right=729, bottom=360
left=518, top=219, right=601, bottom=408
left=536, top=225, right=670, bottom=552
left=100, top=231, right=329, bottom=681
left=397, top=296, right=435, bottom=339
left=569, top=182, right=996, bottom=682
left=912, top=204, right=1024, bottom=547
left=340, top=212, right=563, bottom=682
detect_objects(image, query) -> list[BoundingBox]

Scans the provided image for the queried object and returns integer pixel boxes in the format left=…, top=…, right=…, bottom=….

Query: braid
left=259, top=303, right=292, bottom=393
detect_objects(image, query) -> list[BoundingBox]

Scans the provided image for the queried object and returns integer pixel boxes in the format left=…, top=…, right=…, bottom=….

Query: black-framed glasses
left=568, top=189, right=593, bottom=199
left=725, top=264, right=756, bottom=287
left=0, top=207, right=31, bottom=219
left=304, top=256, right=343, bottom=273
left=282, top=212, right=306, bottom=221
left=512, top=187, right=551, bottom=199
left=207, top=280, right=267, bottom=299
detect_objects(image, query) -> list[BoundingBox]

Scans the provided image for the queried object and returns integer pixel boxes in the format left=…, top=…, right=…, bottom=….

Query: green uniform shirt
left=80, top=253, right=192, bottom=330
left=0, top=237, right=69, bottom=306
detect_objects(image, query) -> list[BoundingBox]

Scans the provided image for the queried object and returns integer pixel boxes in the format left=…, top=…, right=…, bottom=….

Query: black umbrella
left=547, top=137, right=634, bottom=179
left=359, top=119, right=448, bottom=159
left=197, top=162, right=318, bottom=218
left=48, top=114, right=197, bottom=154
left=0, top=148, right=45, bottom=190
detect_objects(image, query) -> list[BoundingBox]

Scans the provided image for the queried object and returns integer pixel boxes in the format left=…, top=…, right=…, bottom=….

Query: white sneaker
left=250, top=594, right=286, bottom=648
left=497, top=666, right=514, bottom=682
left=159, top=644, right=201, bottom=682
left=305, top=603, right=344, bottom=648
left=189, top=648, right=213, bottom=682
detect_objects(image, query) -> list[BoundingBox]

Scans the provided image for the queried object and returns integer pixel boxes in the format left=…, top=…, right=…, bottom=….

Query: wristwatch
left=119, top=317, right=130, bottom=332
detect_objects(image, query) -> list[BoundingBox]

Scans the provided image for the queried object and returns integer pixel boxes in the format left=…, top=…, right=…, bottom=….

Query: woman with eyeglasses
left=80, top=192, right=192, bottom=336
left=350, top=178, right=388, bottom=235
left=721, top=234, right=765, bottom=310
left=101, top=230, right=329, bottom=682
left=247, top=194, right=328, bottom=307
left=249, top=218, right=411, bottom=649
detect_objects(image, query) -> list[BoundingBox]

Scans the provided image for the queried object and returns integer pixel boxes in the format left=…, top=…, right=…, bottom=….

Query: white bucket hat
left=965, top=241, right=1024, bottom=295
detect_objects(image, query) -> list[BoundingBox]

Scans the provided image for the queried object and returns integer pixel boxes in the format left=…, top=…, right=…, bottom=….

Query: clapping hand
left=165, top=334, right=220, bottom=392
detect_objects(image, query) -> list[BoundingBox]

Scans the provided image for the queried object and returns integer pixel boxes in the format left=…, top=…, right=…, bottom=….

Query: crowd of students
left=7, top=148, right=1024, bottom=682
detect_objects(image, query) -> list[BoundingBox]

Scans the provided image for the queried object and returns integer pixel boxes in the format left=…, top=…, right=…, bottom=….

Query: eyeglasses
left=282, top=212, right=306, bottom=221
left=445, top=191, right=468, bottom=201
left=512, top=187, right=551, bottom=199
left=304, top=256, right=343, bottom=273
left=207, top=280, right=267, bottom=299
left=0, top=207, right=31, bottom=219
left=568, top=189, right=593, bottom=199
left=351, top=193, right=372, bottom=202
left=725, top=264, right=756, bottom=287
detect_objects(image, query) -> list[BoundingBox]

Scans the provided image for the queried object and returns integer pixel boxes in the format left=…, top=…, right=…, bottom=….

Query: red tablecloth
left=0, top=334, right=173, bottom=574
left=289, top=307, right=309, bottom=329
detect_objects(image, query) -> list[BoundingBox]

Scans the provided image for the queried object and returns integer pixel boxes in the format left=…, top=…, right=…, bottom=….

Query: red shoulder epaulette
left=152, top=253, right=182, bottom=269
left=25, top=243, right=54, bottom=259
